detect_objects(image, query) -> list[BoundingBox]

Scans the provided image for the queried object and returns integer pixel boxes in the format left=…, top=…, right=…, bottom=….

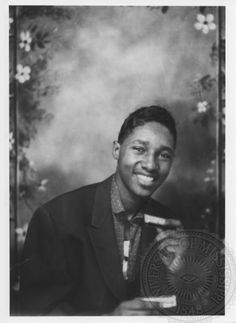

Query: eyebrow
left=131, top=140, right=174, bottom=153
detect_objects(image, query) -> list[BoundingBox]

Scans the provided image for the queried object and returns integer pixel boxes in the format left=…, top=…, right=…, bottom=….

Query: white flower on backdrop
left=197, top=101, right=209, bottom=113
left=19, top=31, right=32, bottom=52
left=15, top=64, right=31, bottom=83
left=38, top=178, right=49, bottom=192
left=194, top=14, right=216, bottom=34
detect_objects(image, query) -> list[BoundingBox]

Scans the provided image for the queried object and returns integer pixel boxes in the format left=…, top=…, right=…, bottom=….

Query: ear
left=112, top=141, right=120, bottom=160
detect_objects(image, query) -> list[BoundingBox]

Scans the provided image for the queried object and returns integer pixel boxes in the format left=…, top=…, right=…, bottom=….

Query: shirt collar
left=111, top=175, right=125, bottom=215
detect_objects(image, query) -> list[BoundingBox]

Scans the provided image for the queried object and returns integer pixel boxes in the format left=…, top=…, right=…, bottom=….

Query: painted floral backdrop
left=9, top=6, right=225, bottom=289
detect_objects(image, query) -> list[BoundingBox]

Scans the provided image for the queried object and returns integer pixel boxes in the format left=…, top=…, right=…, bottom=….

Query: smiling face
left=112, top=121, right=175, bottom=209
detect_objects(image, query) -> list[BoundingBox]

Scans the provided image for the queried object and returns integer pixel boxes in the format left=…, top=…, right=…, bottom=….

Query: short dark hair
left=118, top=105, right=177, bottom=147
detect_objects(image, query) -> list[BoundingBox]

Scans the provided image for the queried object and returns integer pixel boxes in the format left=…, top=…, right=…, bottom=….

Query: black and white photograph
left=6, top=2, right=234, bottom=319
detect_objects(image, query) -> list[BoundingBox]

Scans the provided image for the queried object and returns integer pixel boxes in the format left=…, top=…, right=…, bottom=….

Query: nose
left=141, top=153, right=158, bottom=172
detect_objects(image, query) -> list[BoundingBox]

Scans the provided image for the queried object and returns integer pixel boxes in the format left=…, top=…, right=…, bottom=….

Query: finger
left=169, top=255, right=183, bottom=272
left=165, top=245, right=182, bottom=254
left=156, top=229, right=179, bottom=242
left=134, top=301, right=162, bottom=315
left=125, top=298, right=157, bottom=311
left=156, top=227, right=163, bottom=234
left=133, top=298, right=156, bottom=309
left=158, top=238, right=180, bottom=251
left=138, top=297, right=174, bottom=313
left=122, top=299, right=143, bottom=310
left=156, top=229, right=171, bottom=242
left=163, top=245, right=176, bottom=253
left=113, top=299, right=160, bottom=315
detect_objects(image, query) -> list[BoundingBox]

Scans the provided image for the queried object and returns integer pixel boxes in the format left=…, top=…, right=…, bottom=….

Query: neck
left=114, top=173, right=148, bottom=213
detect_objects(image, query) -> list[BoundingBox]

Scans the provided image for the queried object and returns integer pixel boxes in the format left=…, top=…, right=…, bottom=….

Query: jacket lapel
left=87, top=177, right=127, bottom=301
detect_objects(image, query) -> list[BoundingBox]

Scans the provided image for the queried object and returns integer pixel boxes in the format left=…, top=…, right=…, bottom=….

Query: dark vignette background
left=9, top=5, right=225, bottom=304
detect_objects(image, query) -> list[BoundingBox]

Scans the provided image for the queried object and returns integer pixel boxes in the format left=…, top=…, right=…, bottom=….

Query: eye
left=132, top=146, right=145, bottom=153
left=159, top=152, right=172, bottom=161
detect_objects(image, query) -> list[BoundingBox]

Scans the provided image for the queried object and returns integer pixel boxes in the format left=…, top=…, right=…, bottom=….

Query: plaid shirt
left=111, top=176, right=144, bottom=282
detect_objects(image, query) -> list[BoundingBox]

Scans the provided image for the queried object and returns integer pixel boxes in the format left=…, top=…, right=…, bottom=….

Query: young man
left=17, top=106, right=183, bottom=315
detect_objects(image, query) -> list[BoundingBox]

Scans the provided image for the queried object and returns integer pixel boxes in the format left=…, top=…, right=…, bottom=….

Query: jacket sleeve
left=17, top=206, right=78, bottom=315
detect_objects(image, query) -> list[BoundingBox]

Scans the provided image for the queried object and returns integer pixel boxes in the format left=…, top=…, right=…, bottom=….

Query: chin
left=133, top=187, right=156, bottom=198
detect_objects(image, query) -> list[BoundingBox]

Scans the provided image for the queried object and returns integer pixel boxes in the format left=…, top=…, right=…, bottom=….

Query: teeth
left=136, top=174, right=154, bottom=185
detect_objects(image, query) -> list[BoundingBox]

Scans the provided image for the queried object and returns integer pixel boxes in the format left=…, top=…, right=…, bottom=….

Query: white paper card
left=144, top=214, right=167, bottom=226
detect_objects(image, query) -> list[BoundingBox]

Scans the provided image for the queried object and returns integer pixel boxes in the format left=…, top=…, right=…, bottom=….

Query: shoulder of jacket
left=32, top=175, right=113, bottom=224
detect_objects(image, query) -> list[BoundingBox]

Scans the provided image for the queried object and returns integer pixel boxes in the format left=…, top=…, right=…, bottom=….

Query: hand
left=155, top=219, right=187, bottom=272
left=110, top=298, right=161, bottom=315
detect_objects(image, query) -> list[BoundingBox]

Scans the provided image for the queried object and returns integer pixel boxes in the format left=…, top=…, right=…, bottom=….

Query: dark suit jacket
left=17, top=175, right=174, bottom=315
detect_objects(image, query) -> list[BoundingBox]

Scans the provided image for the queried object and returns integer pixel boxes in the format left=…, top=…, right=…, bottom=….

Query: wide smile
left=136, top=174, right=156, bottom=187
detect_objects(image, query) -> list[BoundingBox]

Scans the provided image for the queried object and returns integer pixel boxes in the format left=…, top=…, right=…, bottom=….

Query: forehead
left=123, top=121, right=174, bottom=147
